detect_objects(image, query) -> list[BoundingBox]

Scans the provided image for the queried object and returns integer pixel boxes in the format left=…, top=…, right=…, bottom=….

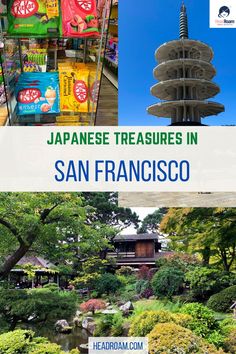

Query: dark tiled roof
left=114, top=233, right=160, bottom=242
left=15, top=255, right=55, bottom=269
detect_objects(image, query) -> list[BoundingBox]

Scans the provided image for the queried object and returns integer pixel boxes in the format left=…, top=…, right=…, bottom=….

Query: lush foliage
left=94, top=313, right=124, bottom=337
left=116, top=266, right=133, bottom=276
left=80, top=299, right=106, bottom=314
left=160, top=208, right=236, bottom=271
left=0, top=193, right=118, bottom=279
left=148, top=323, right=224, bottom=354
left=138, top=208, right=167, bottom=233
left=129, top=310, right=192, bottom=336
left=156, top=253, right=200, bottom=271
left=93, top=273, right=122, bottom=296
left=0, top=330, right=79, bottom=354
left=82, top=193, right=140, bottom=230
left=72, top=257, right=112, bottom=290
left=207, top=285, right=236, bottom=312
left=151, top=266, right=184, bottom=299
left=223, top=328, right=236, bottom=354
left=137, top=265, right=152, bottom=280
left=180, top=303, right=218, bottom=338
left=0, top=287, right=77, bottom=330
left=186, top=267, right=236, bottom=300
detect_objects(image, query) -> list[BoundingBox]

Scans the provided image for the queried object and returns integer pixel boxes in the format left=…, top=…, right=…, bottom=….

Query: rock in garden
left=73, top=316, right=83, bottom=327
left=82, top=317, right=96, bottom=334
left=119, top=301, right=134, bottom=315
left=55, top=319, right=72, bottom=333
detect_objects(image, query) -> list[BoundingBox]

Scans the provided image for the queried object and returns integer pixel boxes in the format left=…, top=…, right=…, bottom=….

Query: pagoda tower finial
left=179, top=1, right=188, bottom=39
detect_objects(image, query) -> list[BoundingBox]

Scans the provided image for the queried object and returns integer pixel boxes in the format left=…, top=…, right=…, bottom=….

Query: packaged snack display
left=87, top=63, right=101, bottom=113
left=59, top=63, right=89, bottom=112
left=8, top=0, right=60, bottom=35
left=61, top=0, right=100, bottom=37
left=15, top=72, right=60, bottom=115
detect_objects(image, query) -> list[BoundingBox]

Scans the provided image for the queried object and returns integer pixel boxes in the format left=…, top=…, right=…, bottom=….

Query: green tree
left=82, top=193, right=140, bottom=230
left=138, top=208, right=168, bottom=234
left=151, top=266, right=184, bottom=299
left=160, top=208, right=236, bottom=271
left=186, top=267, right=236, bottom=300
left=0, top=287, right=77, bottom=330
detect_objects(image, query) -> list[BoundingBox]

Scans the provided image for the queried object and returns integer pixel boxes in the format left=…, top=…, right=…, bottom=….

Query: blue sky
left=119, top=0, right=236, bottom=126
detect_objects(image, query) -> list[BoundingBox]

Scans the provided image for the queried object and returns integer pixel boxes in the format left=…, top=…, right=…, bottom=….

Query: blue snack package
left=16, top=72, right=60, bottom=115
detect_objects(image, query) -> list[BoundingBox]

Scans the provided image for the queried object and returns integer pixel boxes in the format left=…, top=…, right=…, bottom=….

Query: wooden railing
left=107, top=251, right=136, bottom=258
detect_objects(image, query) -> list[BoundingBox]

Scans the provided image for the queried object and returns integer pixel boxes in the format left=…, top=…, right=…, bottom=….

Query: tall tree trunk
left=202, top=246, right=211, bottom=265
left=0, top=231, right=38, bottom=279
left=0, top=242, right=31, bottom=278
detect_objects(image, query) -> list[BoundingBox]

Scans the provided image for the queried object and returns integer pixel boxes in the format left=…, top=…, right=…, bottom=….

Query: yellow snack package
left=59, top=65, right=89, bottom=113
left=56, top=115, right=81, bottom=123
left=88, top=67, right=101, bottom=113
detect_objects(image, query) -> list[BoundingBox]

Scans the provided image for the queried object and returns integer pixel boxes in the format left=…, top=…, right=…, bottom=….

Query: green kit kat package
left=8, top=0, right=60, bottom=35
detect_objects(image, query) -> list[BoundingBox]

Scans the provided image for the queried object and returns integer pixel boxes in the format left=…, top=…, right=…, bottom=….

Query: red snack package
left=61, top=0, right=100, bottom=37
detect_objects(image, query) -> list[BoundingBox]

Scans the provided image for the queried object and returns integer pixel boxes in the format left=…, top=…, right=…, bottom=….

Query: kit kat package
left=61, top=0, right=100, bottom=37
left=8, top=0, right=60, bottom=35
left=15, top=72, right=60, bottom=115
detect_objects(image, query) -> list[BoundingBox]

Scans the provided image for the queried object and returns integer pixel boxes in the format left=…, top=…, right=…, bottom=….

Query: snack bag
left=59, top=65, right=89, bottom=112
left=61, top=0, right=100, bottom=37
left=87, top=63, right=101, bottom=113
left=15, top=72, right=60, bottom=115
left=8, top=0, right=60, bottom=35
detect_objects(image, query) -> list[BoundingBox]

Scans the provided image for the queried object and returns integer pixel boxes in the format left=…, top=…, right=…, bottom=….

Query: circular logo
left=73, top=80, right=88, bottom=103
left=11, top=0, right=39, bottom=18
left=218, top=6, right=230, bottom=18
left=18, top=88, right=41, bottom=104
left=74, top=0, right=95, bottom=14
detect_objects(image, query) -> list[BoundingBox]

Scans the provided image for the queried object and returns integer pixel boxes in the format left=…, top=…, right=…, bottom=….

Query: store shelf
left=0, top=0, right=113, bottom=126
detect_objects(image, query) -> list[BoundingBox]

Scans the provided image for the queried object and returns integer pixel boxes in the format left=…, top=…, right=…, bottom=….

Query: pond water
left=26, top=325, right=89, bottom=353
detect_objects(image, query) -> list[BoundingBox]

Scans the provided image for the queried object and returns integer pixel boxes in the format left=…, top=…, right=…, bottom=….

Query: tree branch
left=40, top=203, right=62, bottom=223
left=0, top=217, right=24, bottom=244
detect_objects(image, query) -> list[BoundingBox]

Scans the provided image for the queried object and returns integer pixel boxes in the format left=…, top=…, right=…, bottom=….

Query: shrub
left=140, top=287, right=153, bottom=299
left=186, top=268, right=236, bottom=300
left=0, top=288, right=77, bottom=330
left=223, top=328, right=236, bottom=354
left=136, top=279, right=149, bottom=294
left=148, top=323, right=224, bottom=354
left=93, top=273, right=122, bottom=295
left=151, top=266, right=184, bottom=299
left=42, top=283, right=59, bottom=292
left=118, top=282, right=137, bottom=302
left=219, top=318, right=236, bottom=337
left=110, top=313, right=124, bottom=336
left=207, top=285, right=236, bottom=312
left=180, top=303, right=218, bottom=338
left=80, top=299, right=106, bottom=315
left=171, top=313, right=193, bottom=328
left=207, top=331, right=225, bottom=349
left=156, top=253, right=199, bottom=271
left=0, top=329, right=34, bottom=354
left=94, top=315, right=113, bottom=337
left=129, top=310, right=192, bottom=336
left=116, top=266, right=133, bottom=276
left=0, top=330, right=80, bottom=354
left=137, top=265, right=150, bottom=280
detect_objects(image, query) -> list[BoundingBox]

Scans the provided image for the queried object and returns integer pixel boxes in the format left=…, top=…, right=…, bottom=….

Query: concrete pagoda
left=147, top=2, right=225, bottom=125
